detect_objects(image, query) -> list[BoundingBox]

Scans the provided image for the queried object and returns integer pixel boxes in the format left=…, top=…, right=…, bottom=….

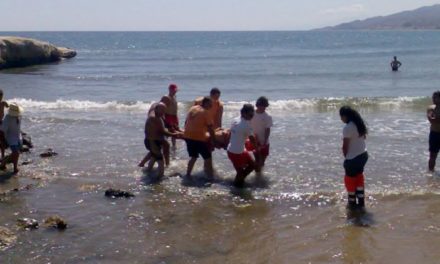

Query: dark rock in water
left=0, top=226, right=17, bottom=251
left=17, top=218, right=39, bottom=229
left=0, top=36, right=77, bottom=70
left=105, top=188, right=135, bottom=198
left=21, top=132, right=33, bottom=149
left=20, top=146, right=30, bottom=153
left=44, top=215, right=67, bottom=230
left=40, top=148, right=58, bottom=158
left=21, top=159, right=33, bottom=165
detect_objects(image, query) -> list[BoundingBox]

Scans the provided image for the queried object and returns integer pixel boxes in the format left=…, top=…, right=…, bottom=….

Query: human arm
left=342, top=138, right=350, bottom=158
left=263, top=128, right=271, bottom=145
left=207, top=124, right=215, bottom=146
left=217, top=104, right=224, bottom=128
left=427, top=107, right=440, bottom=124
left=157, top=118, right=180, bottom=137
left=160, top=96, right=170, bottom=107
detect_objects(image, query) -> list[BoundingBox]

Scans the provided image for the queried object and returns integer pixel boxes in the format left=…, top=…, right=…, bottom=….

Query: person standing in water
left=143, top=103, right=181, bottom=178
left=183, top=96, right=216, bottom=179
left=194, top=88, right=224, bottom=129
left=0, top=89, right=9, bottom=159
left=161, top=84, right=181, bottom=148
left=390, top=56, right=402, bottom=72
left=227, top=104, right=258, bottom=188
left=248, top=96, right=273, bottom=172
left=340, top=106, right=368, bottom=211
left=0, top=103, right=23, bottom=174
left=427, top=91, right=440, bottom=171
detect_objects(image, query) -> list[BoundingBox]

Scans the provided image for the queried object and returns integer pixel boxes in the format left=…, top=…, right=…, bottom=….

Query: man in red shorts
left=227, top=104, right=258, bottom=188
left=161, top=84, right=181, bottom=148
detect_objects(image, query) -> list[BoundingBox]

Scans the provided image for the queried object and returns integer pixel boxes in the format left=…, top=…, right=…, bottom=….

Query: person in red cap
left=161, top=84, right=181, bottom=149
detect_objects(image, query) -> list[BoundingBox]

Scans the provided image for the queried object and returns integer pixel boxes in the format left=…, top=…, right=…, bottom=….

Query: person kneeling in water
left=340, top=106, right=368, bottom=211
left=227, top=104, right=258, bottom=188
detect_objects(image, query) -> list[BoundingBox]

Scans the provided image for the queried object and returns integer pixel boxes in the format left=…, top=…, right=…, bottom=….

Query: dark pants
left=343, top=152, right=368, bottom=177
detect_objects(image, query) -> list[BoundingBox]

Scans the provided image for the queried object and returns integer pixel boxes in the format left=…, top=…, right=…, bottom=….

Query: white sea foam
left=8, top=96, right=428, bottom=113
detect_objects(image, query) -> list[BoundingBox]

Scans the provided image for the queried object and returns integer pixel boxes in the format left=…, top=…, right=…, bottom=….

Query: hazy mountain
left=319, top=4, right=440, bottom=30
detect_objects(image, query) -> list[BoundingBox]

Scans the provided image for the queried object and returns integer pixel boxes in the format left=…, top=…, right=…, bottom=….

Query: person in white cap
left=0, top=103, right=23, bottom=173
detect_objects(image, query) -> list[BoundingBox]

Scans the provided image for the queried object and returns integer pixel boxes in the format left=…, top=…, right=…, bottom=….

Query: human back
left=342, top=121, right=366, bottom=160
left=184, top=105, right=212, bottom=142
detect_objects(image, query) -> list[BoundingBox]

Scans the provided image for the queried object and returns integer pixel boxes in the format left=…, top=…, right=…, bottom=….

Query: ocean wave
left=8, top=96, right=430, bottom=113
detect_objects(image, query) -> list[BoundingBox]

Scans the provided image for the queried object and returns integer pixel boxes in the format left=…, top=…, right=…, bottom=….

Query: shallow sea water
left=1, top=31, right=440, bottom=263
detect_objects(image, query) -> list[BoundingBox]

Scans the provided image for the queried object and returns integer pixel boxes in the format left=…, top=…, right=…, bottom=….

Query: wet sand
left=2, top=172, right=440, bottom=263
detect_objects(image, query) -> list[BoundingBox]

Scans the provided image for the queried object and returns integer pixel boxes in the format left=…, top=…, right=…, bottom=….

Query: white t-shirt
left=251, top=112, right=273, bottom=144
left=227, top=117, right=253, bottom=154
left=343, top=122, right=367, bottom=160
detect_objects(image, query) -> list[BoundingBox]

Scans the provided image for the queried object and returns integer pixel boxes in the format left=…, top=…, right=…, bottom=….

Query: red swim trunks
left=344, top=173, right=365, bottom=193
left=227, top=151, right=253, bottom=170
left=245, top=139, right=270, bottom=157
left=164, top=114, right=179, bottom=130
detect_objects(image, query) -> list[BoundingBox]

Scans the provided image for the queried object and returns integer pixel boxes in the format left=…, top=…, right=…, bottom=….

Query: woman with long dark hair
left=339, top=106, right=368, bottom=211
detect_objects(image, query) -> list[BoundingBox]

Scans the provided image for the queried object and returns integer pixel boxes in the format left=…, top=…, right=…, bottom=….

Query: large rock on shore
left=0, top=36, right=76, bottom=70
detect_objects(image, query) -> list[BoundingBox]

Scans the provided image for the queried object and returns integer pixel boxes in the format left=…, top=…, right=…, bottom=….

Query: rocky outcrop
left=0, top=36, right=76, bottom=70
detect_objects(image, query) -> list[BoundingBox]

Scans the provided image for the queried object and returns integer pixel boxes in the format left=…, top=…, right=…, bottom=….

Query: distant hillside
left=320, top=4, right=440, bottom=30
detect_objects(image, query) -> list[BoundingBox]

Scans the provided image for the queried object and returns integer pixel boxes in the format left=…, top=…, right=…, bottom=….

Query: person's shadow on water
left=180, top=171, right=216, bottom=188
left=140, top=168, right=166, bottom=185
left=0, top=171, right=16, bottom=184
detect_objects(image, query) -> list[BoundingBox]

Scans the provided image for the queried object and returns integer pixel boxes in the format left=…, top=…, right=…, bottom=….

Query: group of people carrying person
left=139, top=84, right=273, bottom=188
left=139, top=84, right=369, bottom=210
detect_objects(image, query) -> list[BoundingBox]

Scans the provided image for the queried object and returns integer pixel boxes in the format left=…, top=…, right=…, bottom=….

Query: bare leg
left=186, top=157, right=197, bottom=178
left=254, top=152, right=262, bottom=173
left=157, top=160, right=165, bottom=178
left=162, top=140, right=170, bottom=166
left=11, top=151, right=19, bottom=173
left=138, top=153, right=152, bottom=167
left=429, top=152, right=438, bottom=171
left=0, top=134, right=5, bottom=160
left=233, top=161, right=255, bottom=188
left=0, top=155, right=8, bottom=170
left=147, top=157, right=156, bottom=172
left=171, top=137, right=176, bottom=149
left=203, top=158, right=214, bottom=179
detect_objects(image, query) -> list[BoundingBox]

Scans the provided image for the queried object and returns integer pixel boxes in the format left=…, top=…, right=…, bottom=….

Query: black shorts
left=429, top=131, right=440, bottom=153
left=343, top=152, right=368, bottom=177
left=392, top=66, right=399, bottom=71
left=185, top=139, right=211, bottom=160
left=144, top=138, right=163, bottom=161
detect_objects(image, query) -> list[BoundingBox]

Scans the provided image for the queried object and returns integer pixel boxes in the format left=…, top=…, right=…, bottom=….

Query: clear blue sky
left=1, top=0, right=439, bottom=31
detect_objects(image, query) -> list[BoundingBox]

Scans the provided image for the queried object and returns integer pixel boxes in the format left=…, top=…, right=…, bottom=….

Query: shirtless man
left=390, top=56, right=402, bottom=72
left=427, top=91, right=440, bottom=171
left=195, top=88, right=224, bottom=129
left=143, top=103, right=180, bottom=178
left=0, top=89, right=9, bottom=159
left=161, top=84, right=181, bottom=148
left=184, top=96, right=216, bottom=179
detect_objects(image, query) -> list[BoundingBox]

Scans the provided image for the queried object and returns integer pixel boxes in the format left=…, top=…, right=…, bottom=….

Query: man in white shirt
left=227, top=104, right=258, bottom=188
left=249, top=96, right=273, bottom=172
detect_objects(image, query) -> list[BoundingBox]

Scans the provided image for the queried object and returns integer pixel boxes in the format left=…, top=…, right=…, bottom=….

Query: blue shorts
left=10, top=144, right=21, bottom=152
